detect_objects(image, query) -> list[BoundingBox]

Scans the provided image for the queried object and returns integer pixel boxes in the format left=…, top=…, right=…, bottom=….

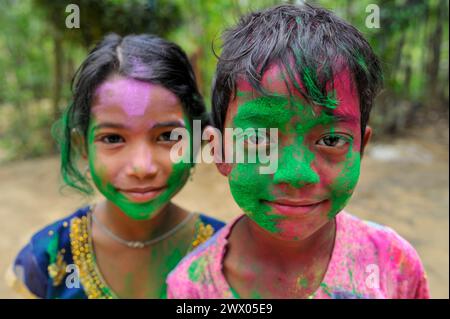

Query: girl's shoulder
left=190, top=213, right=226, bottom=251
left=11, top=206, right=91, bottom=298
left=197, top=214, right=226, bottom=232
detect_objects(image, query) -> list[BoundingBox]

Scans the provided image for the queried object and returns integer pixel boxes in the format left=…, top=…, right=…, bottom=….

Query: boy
left=167, top=3, right=429, bottom=299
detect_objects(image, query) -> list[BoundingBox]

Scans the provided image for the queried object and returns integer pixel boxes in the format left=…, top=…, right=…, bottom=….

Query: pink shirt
left=167, top=211, right=430, bottom=299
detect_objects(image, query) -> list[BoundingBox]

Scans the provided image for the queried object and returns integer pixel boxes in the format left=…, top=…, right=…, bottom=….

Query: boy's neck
left=242, top=215, right=336, bottom=264
left=94, top=200, right=187, bottom=242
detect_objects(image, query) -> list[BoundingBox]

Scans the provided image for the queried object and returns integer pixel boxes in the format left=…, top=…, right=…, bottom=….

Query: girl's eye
left=317, top=135, right=347, bottom=147
left=157, top=131, right=176, bottom=142
left=101, top=134, right=124, bottom=144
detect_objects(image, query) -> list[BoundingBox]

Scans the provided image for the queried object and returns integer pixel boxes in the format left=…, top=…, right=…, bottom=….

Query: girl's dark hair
left=54, top=33, right=205, bottom=194
left=211, top=3, right=383, bottom=139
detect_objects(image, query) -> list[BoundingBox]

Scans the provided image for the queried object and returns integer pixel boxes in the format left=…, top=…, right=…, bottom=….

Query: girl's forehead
left=92, top=75, right=181, bottom=117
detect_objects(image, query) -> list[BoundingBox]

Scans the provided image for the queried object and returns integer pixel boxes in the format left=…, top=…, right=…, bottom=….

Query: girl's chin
left=118, top=188, right=166, bottom=203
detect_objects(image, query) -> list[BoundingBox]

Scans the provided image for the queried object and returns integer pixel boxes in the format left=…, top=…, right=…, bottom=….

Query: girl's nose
left=127, top=144, right=158, bottom=179
left=273, top=144, right=320, bottom=188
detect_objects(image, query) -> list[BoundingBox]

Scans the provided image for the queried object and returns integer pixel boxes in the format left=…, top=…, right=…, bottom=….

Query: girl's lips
left=264, top=199, right=327, bottom=216
left=118, top=186, right=166, bottom=203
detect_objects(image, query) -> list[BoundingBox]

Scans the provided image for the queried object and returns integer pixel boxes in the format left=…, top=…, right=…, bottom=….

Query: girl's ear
left=361, top=126, right=372, bottom=156
left=71, top=128, right=88, bottom=159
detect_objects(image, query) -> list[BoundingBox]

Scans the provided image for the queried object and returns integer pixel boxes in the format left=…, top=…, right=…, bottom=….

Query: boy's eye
left=247, top=133, right=267, bottom=145
left=101, top=134, right=124, bottom=144
left=317, top=135, right=347, bottom=147
left=244, top=130, right=272, bottom=146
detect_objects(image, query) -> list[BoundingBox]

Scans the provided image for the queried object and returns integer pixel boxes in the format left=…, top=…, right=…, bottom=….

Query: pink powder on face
left=93, top=76, right=180, bottom=118
left=94, top=77, right=153, bottom=117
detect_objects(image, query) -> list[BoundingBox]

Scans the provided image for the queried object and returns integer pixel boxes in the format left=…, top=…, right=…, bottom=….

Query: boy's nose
left=272, top=145, right=319, bottom=188
left=127, top=144, right=158, bottom=179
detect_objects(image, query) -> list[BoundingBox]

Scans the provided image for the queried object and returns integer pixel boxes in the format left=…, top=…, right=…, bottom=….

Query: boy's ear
left=361, top=126, right=372, bottom=156
left=216, top=163, right=232, bottom=177
left=71, top=128, right=88, bottom=159
left=203, top=126, right=232, bottom=177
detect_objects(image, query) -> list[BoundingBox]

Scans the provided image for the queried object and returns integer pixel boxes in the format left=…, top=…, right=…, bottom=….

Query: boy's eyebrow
left=93, top=121, right=186, bottom=131
left=323, top=111, right=359, bottom=124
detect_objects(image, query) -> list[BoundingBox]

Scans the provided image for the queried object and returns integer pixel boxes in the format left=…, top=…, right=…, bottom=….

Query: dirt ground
left=0, top=126, right=448, bottom=298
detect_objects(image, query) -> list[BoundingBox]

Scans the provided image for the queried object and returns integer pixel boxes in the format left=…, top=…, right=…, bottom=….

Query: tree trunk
left=52, top=30, right=63, bottom=122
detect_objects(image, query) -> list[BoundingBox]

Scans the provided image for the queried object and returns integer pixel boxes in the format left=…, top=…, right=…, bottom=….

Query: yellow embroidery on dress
left=191, top=221, right=214, bottom=249
left=70, top=215, right=114, bottom=299
left=48, top=249, right=67, bottom=286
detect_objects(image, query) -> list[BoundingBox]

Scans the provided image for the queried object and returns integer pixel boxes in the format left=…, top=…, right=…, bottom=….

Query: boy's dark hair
left=211, top=3, right=383, bottom=139
left=54, top=33, right=205, bottom=194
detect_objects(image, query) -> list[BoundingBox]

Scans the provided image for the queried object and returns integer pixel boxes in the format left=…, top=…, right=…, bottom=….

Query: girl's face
left=87, top=75, right=192, bottom=220
left=219, top=64, right=371, bottom=241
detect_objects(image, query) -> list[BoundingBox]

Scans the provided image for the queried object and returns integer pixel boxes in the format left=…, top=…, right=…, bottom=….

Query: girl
left=11, top=33, right=224, bottom=299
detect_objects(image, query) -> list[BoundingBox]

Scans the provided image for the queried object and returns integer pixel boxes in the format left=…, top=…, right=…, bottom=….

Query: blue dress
left=12, top=206, right=225, bottom=298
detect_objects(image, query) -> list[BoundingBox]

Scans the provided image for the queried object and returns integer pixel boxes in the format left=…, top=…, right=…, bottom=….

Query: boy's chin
left=267, top=217, right=335, bottom=242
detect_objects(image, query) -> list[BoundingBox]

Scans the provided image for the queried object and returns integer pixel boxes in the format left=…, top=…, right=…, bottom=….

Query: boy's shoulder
left=335, top=212, right=429, bottom=298
left=12, top=206, right=91, bottom=298
left=339, top=211, right=420, bottom=260
left=167, top=217, right=235, bottom=299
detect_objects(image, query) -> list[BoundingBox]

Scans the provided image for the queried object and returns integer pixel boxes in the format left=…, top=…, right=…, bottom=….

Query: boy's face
left=86, top=75, right=192, bottom=220
left=219, top=64, right=371, bottom=241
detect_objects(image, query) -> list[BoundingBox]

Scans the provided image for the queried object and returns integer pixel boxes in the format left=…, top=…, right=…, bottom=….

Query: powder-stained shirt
left=10, top=206, right=225, bottom=299
left=166, top=211, right=430, bottom=299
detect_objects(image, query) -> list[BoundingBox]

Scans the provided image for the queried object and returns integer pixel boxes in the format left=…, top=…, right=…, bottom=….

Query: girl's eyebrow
left=150, top=121, right=186, bottom=129
left=93, top=122, right=129, bottom=131
left=93, top=121, right=186, bottom=131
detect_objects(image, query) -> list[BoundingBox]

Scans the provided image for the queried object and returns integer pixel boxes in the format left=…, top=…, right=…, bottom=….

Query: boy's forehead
left=230, top=63, right=360, bottom=123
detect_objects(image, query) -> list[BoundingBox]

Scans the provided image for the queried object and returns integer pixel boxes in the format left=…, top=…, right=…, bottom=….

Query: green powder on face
left=87, top=117, right=193, bottom=221
left=231, top=95, right=293, bottom=133
left=327, top=144, right=361, bottom=219
left=228, top=96, right=295, bottom=234
left=273, top=142, right=319, bottom=188
left=229, top=162, right=280, bottom=233
left=229, top=96, right=338, bottom=234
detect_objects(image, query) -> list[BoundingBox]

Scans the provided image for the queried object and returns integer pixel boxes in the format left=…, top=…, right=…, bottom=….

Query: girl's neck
left=93, top=200, right=187, bottom=242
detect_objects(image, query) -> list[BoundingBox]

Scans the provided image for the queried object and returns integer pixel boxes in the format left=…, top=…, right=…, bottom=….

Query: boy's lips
left=263, top=198, right=327, bottom=216
left=117, top=186, right=166, bottom=203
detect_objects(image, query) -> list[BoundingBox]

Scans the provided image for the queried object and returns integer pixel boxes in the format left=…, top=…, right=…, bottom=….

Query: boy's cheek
left=228, top=162, right=274, bottom=208
left=326, top=153, right=361, bottom=218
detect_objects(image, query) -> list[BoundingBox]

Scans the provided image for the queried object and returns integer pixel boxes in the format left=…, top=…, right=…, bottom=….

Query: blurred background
left=0, top=0, right=448, bottom=298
